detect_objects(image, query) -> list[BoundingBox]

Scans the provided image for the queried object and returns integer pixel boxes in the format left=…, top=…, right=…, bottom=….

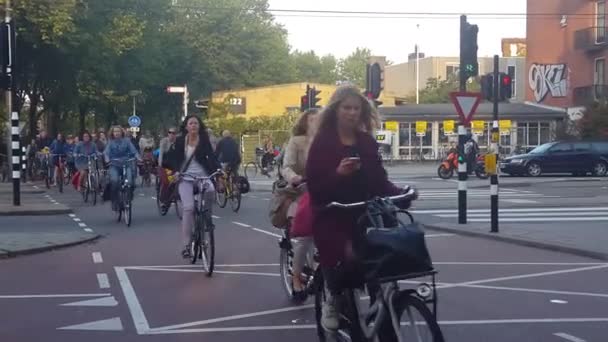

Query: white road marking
left=232, top=221, right=251, bottom=227
left=0, top=293, right=110, bottom=299
left=60, top=296, right=118, bottom=307
left=212, top=215, right=220, bottom=219
left=151, top=196, right=157, bottom=200
left=425, top=233, right=455, bottom=238
left=148, top=304, right=314, bottom=332
left=97, top=273, right=110, bottom=289
left=92, top=252, right=103, bottom=264
left=57, top=317, right=123, bottom=331
left=437, top=264, right=608, bottom=290
left=115, top=267, right=151, bottom=334
left=144, top=318, right=608, bottom=334
left=72, top=217, right=81, bottom=222
left=252, top=227, right=281, bottom=238
left=551, top=299, right=569, bottom=304
left=554, top=332, right=587, bottom=342
left=467, top=217, right=608, bottom=222
left=436, top=212, right=608, bottom=218
left=412, top=207, right=608, bottom=214
left=502, top=199, right=538, bottom=204
left=84, top=228, right=93, bottom=233
left=78, top=223, right=87, bottom=227
left=124, top=262, right=602, bottom=269
left=68, top=214, right=76, bottom=217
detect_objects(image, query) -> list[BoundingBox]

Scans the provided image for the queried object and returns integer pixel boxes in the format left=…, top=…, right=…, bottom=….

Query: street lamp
left=129, top=90, right=142, bottom=116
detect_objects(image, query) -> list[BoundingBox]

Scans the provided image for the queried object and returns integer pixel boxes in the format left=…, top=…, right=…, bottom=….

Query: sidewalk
left=422, top=219, right=608, bottom=261
left=0, top=182, right=100, bottom=258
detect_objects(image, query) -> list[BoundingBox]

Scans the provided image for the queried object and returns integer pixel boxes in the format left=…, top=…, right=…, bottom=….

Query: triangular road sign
left=449, top=92, right=482, bottom=125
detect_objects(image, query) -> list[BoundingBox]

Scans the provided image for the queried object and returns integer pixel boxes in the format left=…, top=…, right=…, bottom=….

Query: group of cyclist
left=27, top=84, right=419, bottom=335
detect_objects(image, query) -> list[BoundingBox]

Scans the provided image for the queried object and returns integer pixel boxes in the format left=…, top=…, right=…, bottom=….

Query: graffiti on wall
left=528, top=63, right=568, bottom=103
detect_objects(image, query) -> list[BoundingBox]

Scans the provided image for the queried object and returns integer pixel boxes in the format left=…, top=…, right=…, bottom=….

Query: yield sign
left=449, top=92, right=482, bottom=125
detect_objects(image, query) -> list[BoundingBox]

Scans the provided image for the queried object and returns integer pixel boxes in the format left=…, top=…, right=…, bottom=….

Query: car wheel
left=592, top=161, right=608, bottom=177
left=527, top=162, right=542, bottom=177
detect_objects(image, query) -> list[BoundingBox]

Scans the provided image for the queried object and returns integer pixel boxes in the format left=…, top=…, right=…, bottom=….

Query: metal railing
left=575, top=26, right=608, bottom=51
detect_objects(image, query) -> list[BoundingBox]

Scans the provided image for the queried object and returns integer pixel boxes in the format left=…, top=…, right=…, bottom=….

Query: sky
left=267, top=0, right=527, bottom=64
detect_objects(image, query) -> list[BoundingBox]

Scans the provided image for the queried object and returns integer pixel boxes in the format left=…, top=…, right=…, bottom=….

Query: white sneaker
left=322, top=298, right=339, bottom=331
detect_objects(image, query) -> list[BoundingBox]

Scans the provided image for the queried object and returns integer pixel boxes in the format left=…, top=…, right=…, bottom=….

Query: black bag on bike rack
left=361, top=207, right=433, bottom=280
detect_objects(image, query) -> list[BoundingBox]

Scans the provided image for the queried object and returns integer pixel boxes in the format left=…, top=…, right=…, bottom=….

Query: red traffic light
left=501, top=75, right=512, bottom=86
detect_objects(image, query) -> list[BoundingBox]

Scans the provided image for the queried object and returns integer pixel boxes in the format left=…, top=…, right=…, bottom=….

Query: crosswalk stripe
left=436, top=212, right=608, bottom=218
left=412, top=207, right=608, bottom=214
left=467, top=217, right=608, bottom=222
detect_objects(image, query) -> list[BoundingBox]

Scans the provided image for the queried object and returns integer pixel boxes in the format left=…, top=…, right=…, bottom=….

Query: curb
left=424, top=223, right=608, bottom=261
left=0, top=208, right=73, bottom=216
left=0, top=234, right=102, bottom=259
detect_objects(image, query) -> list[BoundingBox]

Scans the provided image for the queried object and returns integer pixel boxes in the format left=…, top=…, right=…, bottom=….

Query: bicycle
left=278, top=222, right=318, bottom=303
left=244, top=147, right=278, bottom=179
left=50, top=154, right=67, bottom=193
left=76, top=153, right=102, bottom=205
left=215, top=167, right=241, bottom=212
left=180, top=170, right=223, bottom=277
left=156, top=168, right=182, bottom=219
left=110, top=158, right=137, bottom=227
left=313, top=188, right=444, bottom=342
left=140, top=158, right=154, bottom=187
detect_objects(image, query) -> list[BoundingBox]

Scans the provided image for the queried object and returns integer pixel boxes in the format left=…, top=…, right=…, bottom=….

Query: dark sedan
left=500, top=141, right=608, bottom=177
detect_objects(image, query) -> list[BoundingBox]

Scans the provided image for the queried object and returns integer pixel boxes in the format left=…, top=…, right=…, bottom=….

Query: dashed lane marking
left=72, top=217, right=81, bottom=222
left=232, top=221, right=251, bottom=228
left=0, top=293, right=110, bottom=299
left=554, top=332, right=587, bottom=342
left=68, top=214, right=76, bottom=217
left=92, top=252, right=103, bottom=264
left=84, top=228, right=94, bottom=233
left=78, top=223, right=87, bottom=227
left=97, top=273, right=110, bottom=289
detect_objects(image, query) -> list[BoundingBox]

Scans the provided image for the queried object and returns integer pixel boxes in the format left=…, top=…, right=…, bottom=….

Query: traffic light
left=481, top=74, right=494, bottom=101
left=300, top=95, right=309, bottom=112
left=460, top=16, right=479, bottom=81
left=366, top=63, right=383, bottom=99
left=308, top=86, right=321, bottom=108
left=480, top=72, right=513, bottom=102
left=499, top=73, right=513, bottom=100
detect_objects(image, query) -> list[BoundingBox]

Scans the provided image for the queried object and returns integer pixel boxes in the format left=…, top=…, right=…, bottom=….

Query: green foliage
left=405, top=76, right=481, bottom=104
left=337, top=48, right=371, bottom=88
left=579, top=104, right=608, bottom=139
left=204, top=113, right=298, bottom=143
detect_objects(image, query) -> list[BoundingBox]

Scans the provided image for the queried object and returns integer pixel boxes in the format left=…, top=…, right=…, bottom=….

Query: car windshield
left=529, top=143, right=555, bottom=154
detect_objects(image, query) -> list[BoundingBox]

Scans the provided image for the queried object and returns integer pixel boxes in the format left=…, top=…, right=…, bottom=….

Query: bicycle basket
left=361, top=210, right=433, bottom=281
left=235, top=176, right=250, bottom=194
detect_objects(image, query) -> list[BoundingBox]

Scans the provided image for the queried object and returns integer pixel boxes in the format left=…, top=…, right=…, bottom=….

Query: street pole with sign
left=2, top=0, right=19, bottom=205
left=450, top=92, right=482, bottom=224
left=489, top=55, right=500, bottom=233
left=167, top=85, right=188, bottom=121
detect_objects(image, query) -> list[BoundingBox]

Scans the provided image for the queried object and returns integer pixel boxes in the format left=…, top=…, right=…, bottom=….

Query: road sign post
left=450, top=91, right=482, bottom=224
left=490, top=54, right=500, bottom=233
left=167, top=85, right=189, bottom=121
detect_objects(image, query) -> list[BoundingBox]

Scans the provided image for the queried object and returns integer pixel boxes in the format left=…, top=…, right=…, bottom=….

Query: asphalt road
left=1, top=174, right=607, bottom=342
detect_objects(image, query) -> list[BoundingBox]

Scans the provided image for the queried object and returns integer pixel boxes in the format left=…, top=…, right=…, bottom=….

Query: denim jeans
left=109, top=164, right=135, bottom=206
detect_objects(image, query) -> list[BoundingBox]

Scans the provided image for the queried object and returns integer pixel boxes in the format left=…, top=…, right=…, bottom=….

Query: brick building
left=527, top=0, right=607, bottom=108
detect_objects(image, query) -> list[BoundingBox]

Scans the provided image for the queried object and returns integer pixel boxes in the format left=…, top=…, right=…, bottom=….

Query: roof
left=378, top=103, right=566, bottom=121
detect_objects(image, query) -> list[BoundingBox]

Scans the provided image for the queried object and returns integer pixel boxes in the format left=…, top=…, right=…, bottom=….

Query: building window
left=517, top=122, right=550, bottom=147
left=539, top=122, right=551, bottom=144
left=508, top=65, right=516, bottom=97
left=596, top=1, right=606, bottom=43
left=595, top=58, right=605, bottom=85
left=398, top=122, right=412, bottom=148
left=446, top=65, right=459, bottom=80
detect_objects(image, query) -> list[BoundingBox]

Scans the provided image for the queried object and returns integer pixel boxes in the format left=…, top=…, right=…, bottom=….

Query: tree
left=337, top=47, right=371, bottom=88
left=578, top=104, right=608, bottom=139
left=405, top=75, right=481, bottom=104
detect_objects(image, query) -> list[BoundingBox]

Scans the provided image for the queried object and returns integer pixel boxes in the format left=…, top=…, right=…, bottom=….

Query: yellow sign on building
left=385, top=121, right=399, bottom=131
left=499, top=120, right=512, bottom=135
left=443, top=120, right=455, bottom=135
left=415, top=121, right=427, bottom=136
left=472, top=120, right=485, bottom=135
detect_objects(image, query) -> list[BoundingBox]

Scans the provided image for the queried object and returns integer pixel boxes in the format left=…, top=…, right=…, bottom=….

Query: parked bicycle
left=313, top=188, right=444, bottom=342
left=244, top=147, right=278, bottom=179
left=181, top=170, right=223, bottom=276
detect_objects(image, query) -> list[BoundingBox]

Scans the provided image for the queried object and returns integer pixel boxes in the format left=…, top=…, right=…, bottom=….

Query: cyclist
left=104, top=126, right=141, bottom=212
left=65, top=134, right=77, bottom=176
left=49, top=133, right=67, bottom=186
left=281, top=108, right=319, bottom=300
left=215, top=130, right=241, bottom=177
left=165, top=115, right=220, bottom=258
left=306, top=85, right=413, bottom=331
left=74, top=130, right=98, bottom=192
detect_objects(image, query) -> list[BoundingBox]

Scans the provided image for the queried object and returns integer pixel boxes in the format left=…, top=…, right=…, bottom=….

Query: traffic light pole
left=490, top=55, right=500, bottom=233
left=458, top=14, right=468, bottom=224
left=5, top=0, right=20, bottom=206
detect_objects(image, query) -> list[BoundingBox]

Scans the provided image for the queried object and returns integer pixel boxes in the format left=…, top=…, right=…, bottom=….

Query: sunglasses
left=168, top=131, right=176, bottom=134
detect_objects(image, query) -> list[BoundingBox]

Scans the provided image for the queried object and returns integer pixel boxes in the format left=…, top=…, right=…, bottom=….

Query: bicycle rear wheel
left=124, top=192, right=132, bottom=227
left=230, top=186, right=241, bottom=212
left=91, top=175, right=98, bottom=206
left=57, top=170, right=63, bottom=193
left=216, top=187, right=227, bottom=208
left=244, top=162, right=257, bottom=179
left=279, top=236, right=295, bottom=301
left=190, top=227, right=201, bottom=265
left=393, top=293, right=444, bottom=342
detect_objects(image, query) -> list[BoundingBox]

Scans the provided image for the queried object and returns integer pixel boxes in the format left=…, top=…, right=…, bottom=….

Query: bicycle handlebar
left=326, top=187, right=417, bottom=209
left=180, top=170, right=223, bottom=181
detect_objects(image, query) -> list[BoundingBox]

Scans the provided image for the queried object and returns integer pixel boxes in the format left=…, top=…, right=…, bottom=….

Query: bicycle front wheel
left=199, top=213, right=214, bottom=276
left=57, top=171, right=63, bottom=193
left=230, top=186, right=241, bottom=212
left=216, top=187, right=227, bottom=208
left=244, top=162, right=257, bottom=179
left=392, top=293, right=444, bottom=342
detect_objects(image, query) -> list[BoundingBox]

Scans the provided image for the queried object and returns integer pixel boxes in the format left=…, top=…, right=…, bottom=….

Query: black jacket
left=166, top=135, right=220, bottom=174
left=215, top=136, right=241, bottom=165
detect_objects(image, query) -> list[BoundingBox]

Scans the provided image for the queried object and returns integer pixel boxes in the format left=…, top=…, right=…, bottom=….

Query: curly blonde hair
left=108, top=125, right=125, bottom=140
left=292, top=108, right=320, bottom=136
left=315, top=85, right=379, bottom=136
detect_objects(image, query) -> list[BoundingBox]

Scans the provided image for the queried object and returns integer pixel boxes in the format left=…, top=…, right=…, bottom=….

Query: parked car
left=500, top=141, right=608, bottom=177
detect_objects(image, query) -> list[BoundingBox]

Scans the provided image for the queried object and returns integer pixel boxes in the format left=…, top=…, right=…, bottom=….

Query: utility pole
left=3, top=0, right=20, bottom=205
left=490, top=55, right=500, bottom=232
left=457, top=14, right=468, bottom=224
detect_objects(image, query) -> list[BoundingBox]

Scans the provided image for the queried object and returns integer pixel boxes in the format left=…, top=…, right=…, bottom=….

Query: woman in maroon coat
left=306, top=85, right=409, bottom=330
